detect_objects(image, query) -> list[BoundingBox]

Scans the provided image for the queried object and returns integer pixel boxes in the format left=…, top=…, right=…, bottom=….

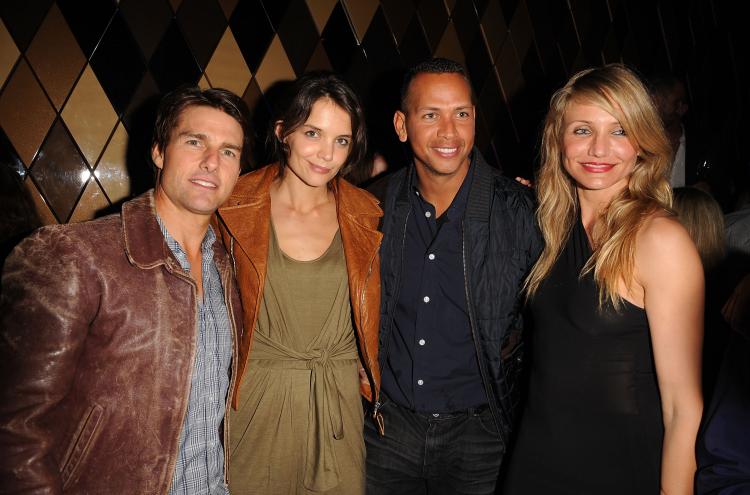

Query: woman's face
left=281, top=97, right=353, bottom=189
left=561, top=100, right=638, bottom=200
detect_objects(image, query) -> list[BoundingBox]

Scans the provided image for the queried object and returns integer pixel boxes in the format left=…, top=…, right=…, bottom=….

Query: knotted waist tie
left=250, top=332, right=358, bottom=491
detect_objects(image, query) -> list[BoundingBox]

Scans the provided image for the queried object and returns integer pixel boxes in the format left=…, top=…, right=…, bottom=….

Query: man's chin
left=415, top=155, right=470, bottom=178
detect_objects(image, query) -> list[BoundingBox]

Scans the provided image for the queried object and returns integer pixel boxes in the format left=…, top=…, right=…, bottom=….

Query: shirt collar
left=409, top=155, right=474, bottom=220
left=156, top=215, right=216, bottom=272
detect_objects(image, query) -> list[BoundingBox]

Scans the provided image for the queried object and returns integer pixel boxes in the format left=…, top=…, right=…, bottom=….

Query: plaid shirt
left=158, top=219, right=232, bottom=495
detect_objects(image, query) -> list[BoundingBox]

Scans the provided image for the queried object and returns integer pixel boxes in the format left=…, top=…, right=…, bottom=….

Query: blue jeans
left=365, top=394, right=505, bottom=495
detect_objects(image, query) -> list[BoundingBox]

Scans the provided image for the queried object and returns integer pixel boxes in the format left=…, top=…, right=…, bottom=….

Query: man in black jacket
left=365, top=58, right=542, bottom=494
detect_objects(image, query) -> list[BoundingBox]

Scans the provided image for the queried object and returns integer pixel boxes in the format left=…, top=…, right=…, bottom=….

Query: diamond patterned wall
left=0, top=0, right=747, bottom=230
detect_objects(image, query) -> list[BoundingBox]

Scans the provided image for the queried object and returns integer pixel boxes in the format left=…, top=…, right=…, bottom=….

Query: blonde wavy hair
left=525, top=64, right=674, bottom=309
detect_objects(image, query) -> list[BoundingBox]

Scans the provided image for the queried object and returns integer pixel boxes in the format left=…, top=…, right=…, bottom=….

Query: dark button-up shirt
left=381, top=164, right=486, bottom=413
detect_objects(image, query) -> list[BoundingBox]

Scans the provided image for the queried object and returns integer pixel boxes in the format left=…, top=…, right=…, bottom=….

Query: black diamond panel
left=120, top=0, right=173, bottom=61
left=261, top=0, right=292, bottom=30
left=321, top=2, right=360, bottom=74
left=90, top=12, right=147, bottom=115
left=230, top=0, right=275, bottom=73
left=29, top=119, right=89, bottom=222
left=398, top=16, right=431, bottom=68
left=177, top=0, right=227, bottom=69
left=277, top=0, right=319, bottom=76
left=417, top=0, right=449, bottom=52
left=362, top=7, right=400, bottom=72
left=149, top=20, right=202, bottom=92
left=57, top=0, right=117, bottom=57
left=0, top=0, right=54, bottom=51
left=452, top=0, right=481, bottom=53
left=380, top=0, right=415, bottom=45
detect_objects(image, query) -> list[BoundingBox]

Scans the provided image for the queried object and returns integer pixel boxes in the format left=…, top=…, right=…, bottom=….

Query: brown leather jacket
left=0, top=192, right=242, bottom=494
left=216, top=164, right=383, bottom=408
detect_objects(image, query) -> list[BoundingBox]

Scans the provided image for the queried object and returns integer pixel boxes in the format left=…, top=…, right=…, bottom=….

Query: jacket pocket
left=60, top=403, right=104, bottom=489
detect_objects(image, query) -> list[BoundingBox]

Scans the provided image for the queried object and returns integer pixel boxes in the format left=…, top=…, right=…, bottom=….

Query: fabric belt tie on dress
left=250, top=334, right=358, bottom=492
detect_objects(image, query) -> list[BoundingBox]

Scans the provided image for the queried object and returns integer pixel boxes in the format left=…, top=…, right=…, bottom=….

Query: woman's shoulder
left=638, top=211, right=693, bottom=251
left=635, top=210, right=702, bottom=279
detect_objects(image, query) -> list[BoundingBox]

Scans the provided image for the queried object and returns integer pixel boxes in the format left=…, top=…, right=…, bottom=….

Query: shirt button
left=428, top=253, right=435, bottom=260
left=424, top=211, right=431, bottom=218
left=423, top=296, right=430, bottom=303
left=418, top=339, right=426, bottom=346
left=417, top=379, right=424, bottom=386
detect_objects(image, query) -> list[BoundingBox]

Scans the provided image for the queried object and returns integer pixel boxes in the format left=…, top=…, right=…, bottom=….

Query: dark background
left=1, top=0, right=747, bottom=227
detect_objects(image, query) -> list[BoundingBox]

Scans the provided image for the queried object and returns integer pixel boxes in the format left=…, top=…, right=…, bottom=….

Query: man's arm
left=0, top=228, right=95, bottom=494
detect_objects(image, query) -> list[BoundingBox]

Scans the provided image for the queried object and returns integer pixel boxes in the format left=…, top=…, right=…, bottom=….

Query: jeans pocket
left=473, top=408, right=500, bottom=437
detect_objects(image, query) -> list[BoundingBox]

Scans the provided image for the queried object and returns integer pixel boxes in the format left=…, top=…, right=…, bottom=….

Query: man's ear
left=151, top=144, right=164, bottom=170
left=393, top=111, right=408, bottom=143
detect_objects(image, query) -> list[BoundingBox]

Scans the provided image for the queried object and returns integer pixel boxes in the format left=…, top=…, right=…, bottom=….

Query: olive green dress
left=228, top=225, right=364, bottom=494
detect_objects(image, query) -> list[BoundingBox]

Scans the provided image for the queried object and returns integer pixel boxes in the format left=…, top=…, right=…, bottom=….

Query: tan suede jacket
left=216, top=164, right=383, bottom=409
left=0, top=192, right=242, bottom=494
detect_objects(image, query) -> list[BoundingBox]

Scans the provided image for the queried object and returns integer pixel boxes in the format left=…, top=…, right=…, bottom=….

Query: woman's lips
left=580, top=162, right=615, bottom=173
left=309, top=162, right=332, bottom=174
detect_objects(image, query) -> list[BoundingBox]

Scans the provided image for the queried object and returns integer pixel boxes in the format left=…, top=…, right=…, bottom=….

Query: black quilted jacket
left=370, top=150, right=542, bottom=445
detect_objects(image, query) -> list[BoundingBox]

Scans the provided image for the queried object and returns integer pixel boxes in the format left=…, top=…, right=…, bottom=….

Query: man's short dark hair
left=648, top=72, right=685, bottom=97
left=400, top=58, right=472, bottom=111
left=269, top=71, right=367, bottom=178
left=152, top=86, right=252, bottom=169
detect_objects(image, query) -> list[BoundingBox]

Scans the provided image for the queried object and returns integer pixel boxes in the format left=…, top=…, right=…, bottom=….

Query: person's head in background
left=673, top=186, right=726, bottom=272
left=650, top=73, right=688, bottom=131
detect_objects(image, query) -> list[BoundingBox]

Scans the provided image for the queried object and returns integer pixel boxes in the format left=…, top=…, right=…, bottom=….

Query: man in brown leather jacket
left=0, top=86, right=250, bottom=494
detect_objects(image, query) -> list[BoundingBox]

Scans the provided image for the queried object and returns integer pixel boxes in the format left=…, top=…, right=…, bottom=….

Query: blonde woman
left=503, top=65, right=703, bottom=494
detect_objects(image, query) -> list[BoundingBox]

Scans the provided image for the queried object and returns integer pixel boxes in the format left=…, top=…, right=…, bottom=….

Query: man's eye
left=186, top=139, right=200, bottom=145
left=222, top=149, right=237, bottom=158
left=458, top=111, right=470, bottom=118
left=423, top=113, right=436, bottom=120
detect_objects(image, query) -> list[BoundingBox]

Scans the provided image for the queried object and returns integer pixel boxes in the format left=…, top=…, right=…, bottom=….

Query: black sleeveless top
left=502, top=216, right=663, bottom=494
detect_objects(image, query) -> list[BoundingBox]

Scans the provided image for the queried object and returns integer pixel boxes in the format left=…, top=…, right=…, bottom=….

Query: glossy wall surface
left=0, top=0, right=747, bottom=225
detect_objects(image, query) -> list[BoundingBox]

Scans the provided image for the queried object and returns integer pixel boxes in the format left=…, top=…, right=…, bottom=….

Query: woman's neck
left=272, top=170, right=334, bottom=213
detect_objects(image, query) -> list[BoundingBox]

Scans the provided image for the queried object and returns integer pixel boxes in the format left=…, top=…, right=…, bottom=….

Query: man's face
left=654, top=82, right=687, bottom=127
left=152, top=105, right=243, bottom=221
left=394, top=72, right=475, bottom=178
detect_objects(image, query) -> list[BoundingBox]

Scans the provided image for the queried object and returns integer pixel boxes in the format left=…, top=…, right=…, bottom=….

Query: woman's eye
left=304, top=130, right=318, bottom=138
left=573, top=128, right=590, bottom=135
left=612, top=128, right=626, bottom=136
left=336, top=138, right=350, bottom=146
